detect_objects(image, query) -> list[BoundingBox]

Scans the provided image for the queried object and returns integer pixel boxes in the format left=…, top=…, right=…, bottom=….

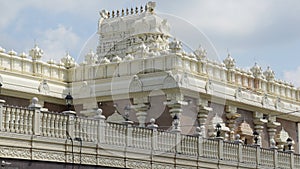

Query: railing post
left=238, top=143, right=242, bottom=163
left=147, top=118, right=158, bottom=151
left=94, top=109, right=106, bottom=144
left=175, top=132, right=181, bottom=154
left=124, top=121, right=133, bottom=147
left=273, top=149, right=278, bottom=168
left=256, top=146, right=261, bottom=167
left=63, top=110, right=76, bottom=139
left=198, top=136, right=203, bottom=157
left=0, top=99, right=5, bottom=131
left=28, top=97, right=41, bottom=135
left=217, top=138, right=223, bottom=160
left=290, top=152, right=294, bottom=169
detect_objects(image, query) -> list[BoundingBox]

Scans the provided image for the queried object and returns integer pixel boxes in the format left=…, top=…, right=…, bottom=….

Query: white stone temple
left=0, top=1, right=299, bottom=168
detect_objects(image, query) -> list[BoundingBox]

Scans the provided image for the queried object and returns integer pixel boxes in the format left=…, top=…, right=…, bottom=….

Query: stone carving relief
left=261, top=94, right=271, bottom=107
left=98, top=156, right=124, bottom=168
left=163, top=72, right=179, bottom=88
left=235, top=87, right=243, bottom=101
left=38, top=79, right=50, bottom=94
left=274, top=97, right=284, bottom=110
left=205, top=79, right=214, bottom=94
left=129, top=75, right=142, bottom=92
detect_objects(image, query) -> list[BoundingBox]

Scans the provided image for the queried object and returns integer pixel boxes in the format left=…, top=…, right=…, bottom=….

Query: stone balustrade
left=0, top=104, right=299, bottom=168
left=0, top=51, right=67, bottom=81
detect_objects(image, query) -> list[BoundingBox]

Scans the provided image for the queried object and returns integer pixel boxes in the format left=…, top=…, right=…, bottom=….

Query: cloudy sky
left=1, top=0, right=300, bottom=86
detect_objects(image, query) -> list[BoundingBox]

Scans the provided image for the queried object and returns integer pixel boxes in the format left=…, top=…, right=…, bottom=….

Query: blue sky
left=1, top=0, right=300, bottom=86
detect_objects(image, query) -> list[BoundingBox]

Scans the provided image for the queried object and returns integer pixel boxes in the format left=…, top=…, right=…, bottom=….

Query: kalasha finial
left=140, top=6, right=143, bottom=13
left=131, top=8, right=134, bottom=14
left=107, top=12, right=110, bottom=18
left=121, top=9, right=124, bottom=16
left=112, top=10, right=115, bottom=18
left=116, top=10, right=119, bottom=17
left=135, top=7, right=138, bottom=14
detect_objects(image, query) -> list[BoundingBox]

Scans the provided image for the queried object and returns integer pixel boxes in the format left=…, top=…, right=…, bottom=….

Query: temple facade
left=0, top=1, right=299, bottom=169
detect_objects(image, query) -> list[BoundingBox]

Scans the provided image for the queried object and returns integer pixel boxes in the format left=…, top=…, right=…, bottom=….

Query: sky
left=1, top=0, right=300, bottom=86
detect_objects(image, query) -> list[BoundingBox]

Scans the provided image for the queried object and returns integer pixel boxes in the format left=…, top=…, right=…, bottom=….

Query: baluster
left=19, top=109, right=24, bottom=134
left=57, top=114, right=63, bottom=138
left=87, top=119, right=91, bottom=141
left=9, top=107, right=15, bottom=132
left=27, top=110, right=33, bottom=134
left=41, top=113, right=47, bottom=136
left=54, top=114, right=59, bottom=138
left=74, top=118, right=79, bottom=138
left=62, top=115, right=67, bottom=138
left=50, top=114, right=55, bottom=137
left=46, top=113, right=51, bottom=136
left=14, top=108, right=20, bottom=133
left=23, top=109, right=28, bottom=134
left=4, top=107, right=10, bottom=132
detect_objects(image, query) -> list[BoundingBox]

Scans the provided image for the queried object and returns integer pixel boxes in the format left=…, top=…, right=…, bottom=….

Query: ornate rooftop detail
left=19, top=52, right=28, bottom=58
left=194, top=45, right=207, bottom=60
left=0, top=46, right=6, bottom=53
left=112, top=55, right=122, bottom=62
left=60, top=52, right=75, bottom=69
left=99, top=57, right=110, bottom=64
left=85, top=50, right=98, bottom=64
left=263, top=66, right=275, bottom=81
left=223, top=53, right=235, bottom=69
left=29, top=44, right=43, bottom=60
left=97, top=2, right=170, bottom=61
left=169, top=39, right=182, bottom=53
left=275, top=127, right=289, bottom=143
left=8, top=49, right=17, bottom=56
left=250, top=62, right=262, bottom=78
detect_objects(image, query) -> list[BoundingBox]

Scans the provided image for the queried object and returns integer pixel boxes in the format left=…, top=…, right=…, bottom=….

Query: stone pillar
left=62, top=110, right=76, bottom=139
left=94, top=108, right=106, bottom=144
left=267, top=115, right=280, bottom=148
left=132, top=95, right=150, bottom=127
left=164, top=93, right=188, bottom=133
left=225, top=105, right=241, bottom=141
left=29, top=97, right=42, bottom=136
left=196, top=98, right=212, bottom=137
left=253, top=112, right=267, bottom=146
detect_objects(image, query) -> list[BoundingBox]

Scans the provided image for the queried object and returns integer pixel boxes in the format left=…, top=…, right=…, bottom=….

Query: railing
left=0, top=104, right=299, bottom=168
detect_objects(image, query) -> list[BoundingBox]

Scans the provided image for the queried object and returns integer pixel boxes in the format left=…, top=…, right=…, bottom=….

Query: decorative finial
left=107, top=11, right=110, bottom=18
left=131, top=8, right=134, bottom=14
left=135, top=7, right=138, bottom=14
left=140, top=6, right=143, bottom=13
left=121, top=9, right=124, bottom=16
left=112, top=10, right=115, bottom=18
left=126, top=8, right=129, bottom=15
left=116, top=10, right=119, bottom=17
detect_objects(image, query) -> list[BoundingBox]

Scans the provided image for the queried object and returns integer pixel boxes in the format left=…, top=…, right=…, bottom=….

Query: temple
left=0, top=1, right=299, bottom=168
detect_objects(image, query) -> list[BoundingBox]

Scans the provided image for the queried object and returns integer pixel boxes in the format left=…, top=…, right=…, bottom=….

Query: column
left=94, top=109, right=106, bottom=144
left=132, top=95, right=150, bottom=127
left=267, top=115, right=280, bottom=148
left=225, top=105, right=241, bottom=141
left=196, top=98, right=212, bottom=137
left=253, top=112, right=267, bottom=145
left=28, top=97, right=42, bottom=136
left=164, top=93, right=188, bottom=133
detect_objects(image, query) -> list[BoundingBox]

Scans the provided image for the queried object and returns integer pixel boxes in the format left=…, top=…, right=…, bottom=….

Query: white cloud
left=284, top=67, right=300, bottom=87
left=38, top=24, right=80, bottom=61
